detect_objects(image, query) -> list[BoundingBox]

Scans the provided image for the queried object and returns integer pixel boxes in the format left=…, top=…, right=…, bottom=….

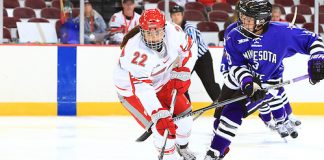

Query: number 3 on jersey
left=131, top=51, right=147, bottom=67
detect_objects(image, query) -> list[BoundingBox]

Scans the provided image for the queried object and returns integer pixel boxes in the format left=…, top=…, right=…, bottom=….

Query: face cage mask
left=140, top=27, right=165, bottom=52
left=238, top=13, right=269, bottom=38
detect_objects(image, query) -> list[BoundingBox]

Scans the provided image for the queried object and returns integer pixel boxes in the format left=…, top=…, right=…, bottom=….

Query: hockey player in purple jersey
left=205, top=0, right=324, bottom=159
left=220, top=22, right=302, bottom=132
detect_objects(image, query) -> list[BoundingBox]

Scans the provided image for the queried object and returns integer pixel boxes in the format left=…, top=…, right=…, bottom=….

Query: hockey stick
left=292, top=6, right=298, bottom=25
left=136, top=74, right=309, bottom=142
left=159, top=90, right=177, bottom=160
left=59, top=0, right=65, bottom=24
left=193, top=111, right=204, bottom=121
left=193, top=101, right=218, bottom=121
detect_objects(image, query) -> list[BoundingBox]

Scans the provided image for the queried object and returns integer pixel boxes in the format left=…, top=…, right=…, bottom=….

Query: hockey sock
left=259, top=104, right=271, bottom=122
left=210, top=102, right=243, bottom=155
left=271, top=107, right=286, bottom=123
left=284, top=102, right=292, bottom=116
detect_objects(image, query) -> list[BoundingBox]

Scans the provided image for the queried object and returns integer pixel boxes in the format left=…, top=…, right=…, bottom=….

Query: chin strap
left=238, top=26, right=260, bottom=39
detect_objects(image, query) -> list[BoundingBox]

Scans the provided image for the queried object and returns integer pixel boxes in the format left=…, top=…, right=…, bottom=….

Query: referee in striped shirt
left=170, top=5, right=221, bottom=102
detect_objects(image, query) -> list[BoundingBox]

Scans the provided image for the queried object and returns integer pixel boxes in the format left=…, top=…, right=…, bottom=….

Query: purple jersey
left=224, top=22, right=322, bottom=83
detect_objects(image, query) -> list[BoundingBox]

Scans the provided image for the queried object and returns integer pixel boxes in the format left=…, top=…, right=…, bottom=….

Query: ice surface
left=0, top=116, right=323, bottom=160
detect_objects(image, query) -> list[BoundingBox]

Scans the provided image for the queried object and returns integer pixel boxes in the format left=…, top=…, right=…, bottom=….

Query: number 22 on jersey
left=131, top=51, right=147, bottom=67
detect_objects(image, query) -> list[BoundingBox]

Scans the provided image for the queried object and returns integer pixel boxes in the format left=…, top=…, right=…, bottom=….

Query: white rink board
left=76, top=46, right=120, bottom=102
left=283, top=54, right=324, bottom=102
left=76, top=47, right=324, bottom=102
left=0, top=46, right=322, bottom=103
left=0, top=46, right=57, bottom=102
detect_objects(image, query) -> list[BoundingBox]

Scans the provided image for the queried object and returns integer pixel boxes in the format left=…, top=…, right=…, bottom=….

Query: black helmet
left=238, top=0, right=272, bottom=37
left=170, top=5, right=184, bottom=14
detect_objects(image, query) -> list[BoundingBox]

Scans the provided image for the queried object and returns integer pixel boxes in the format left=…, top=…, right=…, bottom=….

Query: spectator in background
left=60, top=0, right=79, bottom=44
left=220, top=3, right=238, bottom=44
left=272, top=5, right=285, bottom=22
left=108, top=0, right=140, bottom=44
left=60, top=19, right=80, bottom=44
left=224, top=2, right=238, bottom=30
left=74, top=0, right=107, bottom=44
left=224, top=10, right=238, bottom=30
left=198, top=0, right=216, bottom=11
left=60, top=0, right=73, bottom=24
left=172, top=0, right=190, bottom=7
left=216, top=0, right=227, bottom=3
left=198, top=0, right=227, bottom=7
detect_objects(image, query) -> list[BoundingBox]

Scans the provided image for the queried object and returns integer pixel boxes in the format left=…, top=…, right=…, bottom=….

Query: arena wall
left=0, top=45, right=323, bottom=116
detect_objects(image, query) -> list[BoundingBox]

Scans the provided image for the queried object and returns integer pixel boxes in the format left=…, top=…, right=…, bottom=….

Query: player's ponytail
left=120, top=25, right=140, bottom=49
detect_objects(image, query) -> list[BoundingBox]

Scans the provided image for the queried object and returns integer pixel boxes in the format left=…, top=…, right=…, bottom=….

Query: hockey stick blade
left=135, top=74, right=309, bottom=142
left=136, top=128, right=153, bottom=142
left=193, top=111, right=204, bottom=121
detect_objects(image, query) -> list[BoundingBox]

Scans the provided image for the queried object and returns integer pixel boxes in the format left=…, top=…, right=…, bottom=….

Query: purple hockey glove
left=308, top=53, right=324, bottom=85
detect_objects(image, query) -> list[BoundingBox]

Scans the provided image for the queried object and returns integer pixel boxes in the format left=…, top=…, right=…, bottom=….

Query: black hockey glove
left=241, top=76, right=267, bottom=102
left=308, top=53, right=324, bottom=85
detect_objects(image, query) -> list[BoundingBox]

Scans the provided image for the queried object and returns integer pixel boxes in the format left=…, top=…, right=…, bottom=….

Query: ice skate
left=176, top=143, right=196, bottom=160
left=288, top=114, right=302, bottom=127
left=284, top=120, right=298, bottom=138
left=219, top=147, right=230, bottom=160
left=264, top=120, right=277, bottom=131
left=204, top=149, right=220, bottom=160
left=275, top=122, right=289, bottom=138
left=258, top=114, right=276, bottom=130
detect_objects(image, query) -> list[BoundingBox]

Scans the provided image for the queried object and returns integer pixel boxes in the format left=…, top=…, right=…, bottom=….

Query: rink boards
left=0, top=44, right=323, bottom=116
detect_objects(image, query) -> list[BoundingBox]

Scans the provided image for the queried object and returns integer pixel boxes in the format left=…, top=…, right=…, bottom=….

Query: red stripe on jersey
left=180, top=35, right=193, bottom=52
left=151, top=67, right=166, bottom=76
left=115, top=85, right=128, bottom=91
left=180, top=35, right=193, bottom=66
left=155, top=84, right=163, bottom=91
left=129, top=74, right=153, bottom=85
left=186, top=36, right=193, bottom=50
left=121, top=48, right=125, bottom=57
left=136, top=79, right=153, bottom=84
left=129, top=72, right=136, bottom=95
left=181, top=50, right=192, bottom=67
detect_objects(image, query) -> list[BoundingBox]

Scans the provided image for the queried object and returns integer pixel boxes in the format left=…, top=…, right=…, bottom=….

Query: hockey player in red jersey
left=113, top=9, right=197, bottom=160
